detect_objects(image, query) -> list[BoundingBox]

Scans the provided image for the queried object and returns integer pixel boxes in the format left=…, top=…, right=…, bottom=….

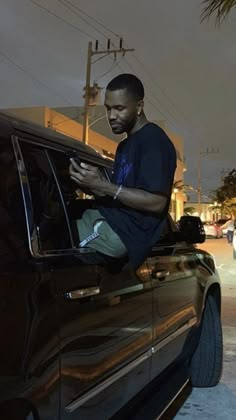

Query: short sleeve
left=136, top=129, right=176, bottom=196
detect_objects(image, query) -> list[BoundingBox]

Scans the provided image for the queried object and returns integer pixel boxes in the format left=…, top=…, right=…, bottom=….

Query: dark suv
left=0, top=113, right=223, bottom=420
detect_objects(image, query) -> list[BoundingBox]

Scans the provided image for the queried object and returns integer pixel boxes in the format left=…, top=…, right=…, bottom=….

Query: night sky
left=1, top=0, right=236, bottom=199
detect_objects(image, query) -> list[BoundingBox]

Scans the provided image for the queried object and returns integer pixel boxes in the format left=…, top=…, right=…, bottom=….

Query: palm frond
left=201, top=0, right=236, bottom=23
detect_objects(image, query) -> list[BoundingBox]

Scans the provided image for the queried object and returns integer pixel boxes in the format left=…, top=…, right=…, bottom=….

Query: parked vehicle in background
left=0, top=113, right=223, bottom=420
left=203, top=221, right=223, bottom=238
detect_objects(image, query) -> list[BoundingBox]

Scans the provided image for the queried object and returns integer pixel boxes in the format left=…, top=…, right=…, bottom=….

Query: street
left=174, top=237, right=236, bottom=419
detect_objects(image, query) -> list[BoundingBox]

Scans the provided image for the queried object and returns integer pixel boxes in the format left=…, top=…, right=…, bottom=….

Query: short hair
left=106, top=73, right=144, bottom=101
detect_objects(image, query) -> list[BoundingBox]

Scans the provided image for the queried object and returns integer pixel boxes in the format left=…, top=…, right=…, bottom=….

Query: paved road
left=174, top=237, right=236, bottom=419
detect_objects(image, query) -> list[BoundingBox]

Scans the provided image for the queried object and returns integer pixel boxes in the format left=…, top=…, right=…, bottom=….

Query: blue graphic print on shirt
left=115, top=153, right=133, bottom=185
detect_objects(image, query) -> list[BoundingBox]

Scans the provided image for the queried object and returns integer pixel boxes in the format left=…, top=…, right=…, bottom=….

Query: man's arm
left=220, top=221, right=228, bottom=230
left=69, top=160, right=167, bottom=213
left=91, top=180, right=167, bottom=213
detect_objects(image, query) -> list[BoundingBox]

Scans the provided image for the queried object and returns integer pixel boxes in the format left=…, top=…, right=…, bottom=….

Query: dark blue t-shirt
left=100, top=123, right=176, bottom=268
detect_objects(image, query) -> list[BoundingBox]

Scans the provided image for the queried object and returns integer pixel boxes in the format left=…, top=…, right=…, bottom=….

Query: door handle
left=151, top=270, right=170, bottom=280
left=65, top=286, right=100, bottom=300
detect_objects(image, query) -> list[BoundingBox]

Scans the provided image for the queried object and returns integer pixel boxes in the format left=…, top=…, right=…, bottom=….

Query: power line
left=37, top=0, right=120, bottom=78
left=57, top=0, right=120, bottom=52
left=29, top=1, right=125, bottom=108
left=123, top=56, right=184, bottom=126
left=60, top=0, right=121, bottom=39
left=94, top=56, right=125, bottom=83
left=57, top=2, right=187, bottom=130
left=0, top=49, right=74, bottom=106
left=125, top=46, right=191, bottom=126
left=31, top=1, right=191, bottom=132
left=123, top=46, right=206, bottom=144
left=30, top=0, right=96, bottom=40
left=118, top=67, right=169, bottom=121
left=98, top=53, right=170, bottom=122
left=58, top=0, right=110, bottom=41
left=118, top=57, right=179, bottom=126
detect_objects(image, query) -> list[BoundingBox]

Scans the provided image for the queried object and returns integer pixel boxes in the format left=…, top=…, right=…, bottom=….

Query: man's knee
left=76, top=209, right=127, bottom=258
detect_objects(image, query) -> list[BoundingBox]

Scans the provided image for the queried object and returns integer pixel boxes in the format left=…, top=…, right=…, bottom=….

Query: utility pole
left=83, top=41, right=93, bottom=146
left=197, top=147, right=219, bottom=217
left=197, top=151, right=202, bottom=209
left=82, top=39, right=135, bottom=145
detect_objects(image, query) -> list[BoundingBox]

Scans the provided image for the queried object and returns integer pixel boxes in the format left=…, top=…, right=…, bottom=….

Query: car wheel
left=190, top=295, right=223, bottom=387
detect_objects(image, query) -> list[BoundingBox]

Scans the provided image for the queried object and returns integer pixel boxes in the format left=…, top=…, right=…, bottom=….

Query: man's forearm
left=95, top=180, right=167, bottom=213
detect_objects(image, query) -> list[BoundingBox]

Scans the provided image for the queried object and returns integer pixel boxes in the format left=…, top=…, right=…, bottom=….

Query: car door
left=9, top=136, right=61, bottom=420
left=28, top=145, right=153, bottom=420
left=146, top=218, right=200, bottom=381
left=54, top=258, right=153, bottom=420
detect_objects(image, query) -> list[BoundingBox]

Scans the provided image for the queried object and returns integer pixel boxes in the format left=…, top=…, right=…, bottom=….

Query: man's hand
left=69, top=159, right=106, bottom=197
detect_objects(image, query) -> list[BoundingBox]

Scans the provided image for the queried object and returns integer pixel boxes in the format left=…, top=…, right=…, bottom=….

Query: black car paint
left=0, top=113, right=221, bottom=420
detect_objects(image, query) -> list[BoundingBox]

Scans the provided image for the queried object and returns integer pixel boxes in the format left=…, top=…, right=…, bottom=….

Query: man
left=69, top=73, right=176, bottom=268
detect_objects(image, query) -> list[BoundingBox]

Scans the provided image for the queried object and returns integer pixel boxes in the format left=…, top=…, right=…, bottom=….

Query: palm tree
left=202, top=0, right=236, bottom=22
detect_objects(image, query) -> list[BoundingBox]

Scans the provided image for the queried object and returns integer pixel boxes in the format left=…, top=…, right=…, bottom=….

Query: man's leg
left=228, top=230, right=233, bottom=244
left=76, top=209, right=127, bottom=258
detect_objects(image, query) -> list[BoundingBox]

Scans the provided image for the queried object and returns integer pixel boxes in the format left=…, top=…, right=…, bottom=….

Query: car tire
left=190, top=295, right=223, bottom=387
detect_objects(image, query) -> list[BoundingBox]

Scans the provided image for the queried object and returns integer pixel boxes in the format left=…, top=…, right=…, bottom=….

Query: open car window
left=48, top=148, right=108, bottom=247
left=19, top=140, right=73, bottom=254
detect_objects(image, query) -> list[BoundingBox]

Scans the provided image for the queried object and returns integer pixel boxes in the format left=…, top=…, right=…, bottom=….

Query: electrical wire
left=60, top=0, right=121, bottom=39
left=0, top=49, right=74, bottom=106
left=122, top=43, right=204, bottom=142
left=94, top=56, right=125, bottom=83
left=55, top=1, right=128, bottom=88
left=61, top=1, right=186, bottom=128
left=117, top=57, right=179, bottom=126
left=58, top=0, right=111, bottom=41
left=123, top=56, right=183, bottom=126
left=129, top=50, right=190, bottom=124
left=30, top=0, right=96, bottom=40
left=27, top=0, right=188, bottom=130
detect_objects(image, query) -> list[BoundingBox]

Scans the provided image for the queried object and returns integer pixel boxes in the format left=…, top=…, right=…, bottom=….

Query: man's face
left=104, top=88, right=141, bottom=134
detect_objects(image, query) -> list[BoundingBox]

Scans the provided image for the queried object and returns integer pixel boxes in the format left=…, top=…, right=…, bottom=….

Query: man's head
left=104, top=74, right=145, bottom=135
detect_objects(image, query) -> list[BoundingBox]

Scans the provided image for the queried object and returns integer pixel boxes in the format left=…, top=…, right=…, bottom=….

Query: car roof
left=0, top=111, right=113, bottom=168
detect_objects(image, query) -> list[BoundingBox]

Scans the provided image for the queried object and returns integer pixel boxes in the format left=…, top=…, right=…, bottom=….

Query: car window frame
left=12, top=136, right=84, bottom=258
left=12, top=135, right=113, bottom=259
left=12, top=135, right=40, bottom=257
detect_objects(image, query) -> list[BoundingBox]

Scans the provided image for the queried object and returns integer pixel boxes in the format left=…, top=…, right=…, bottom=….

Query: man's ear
left=137, top=100, right=144, bottom=116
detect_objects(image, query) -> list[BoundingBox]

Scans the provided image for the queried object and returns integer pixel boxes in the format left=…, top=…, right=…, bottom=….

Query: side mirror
left=178, top=216, right=206, bottom=244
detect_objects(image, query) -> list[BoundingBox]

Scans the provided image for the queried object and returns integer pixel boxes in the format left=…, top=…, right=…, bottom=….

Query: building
left=2, top=106, right=186, bottom=220
left=2, top=106, right=117, bottom=158
left=183, top=202, right=223, bottom=221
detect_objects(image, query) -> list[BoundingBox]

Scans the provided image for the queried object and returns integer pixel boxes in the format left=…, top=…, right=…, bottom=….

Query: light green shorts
left=76, top=209, right=127, bottom=258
